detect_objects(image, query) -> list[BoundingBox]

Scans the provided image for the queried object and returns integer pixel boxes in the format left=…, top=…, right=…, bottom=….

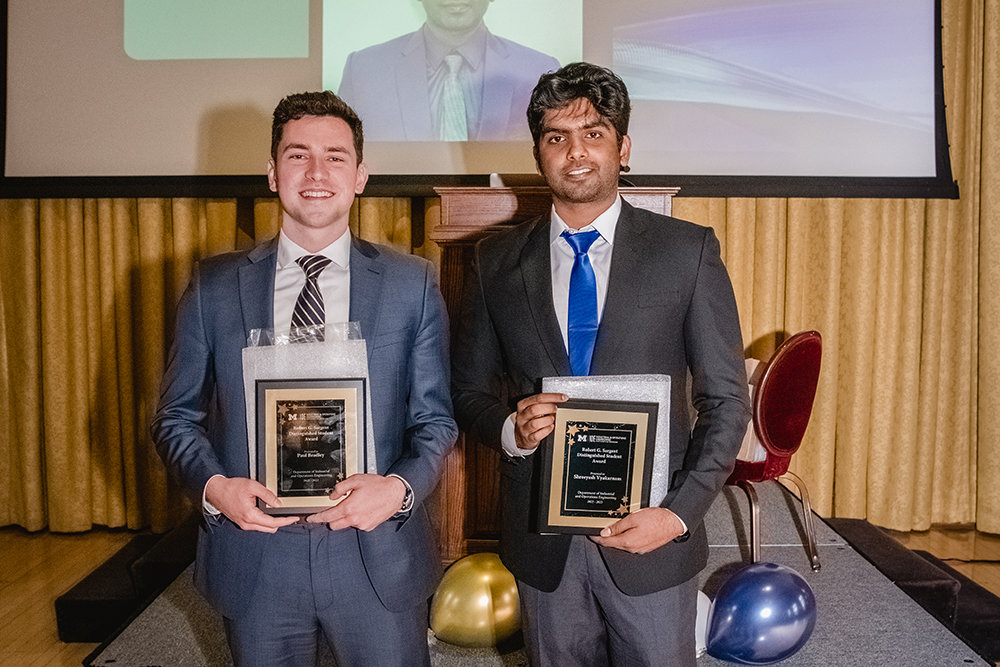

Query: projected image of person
left=338, top=0, right=559, bottom=142
left=451, top=62, right=750, bottom=665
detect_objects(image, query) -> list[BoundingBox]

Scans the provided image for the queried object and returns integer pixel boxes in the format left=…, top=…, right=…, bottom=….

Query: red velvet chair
left=728, top=330, right=823, bottom=571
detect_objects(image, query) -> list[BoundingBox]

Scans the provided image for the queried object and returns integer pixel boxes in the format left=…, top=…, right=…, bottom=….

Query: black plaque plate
left=537, top=398, right=658, bottom=534
left=255, top=378, right=365, bottom=515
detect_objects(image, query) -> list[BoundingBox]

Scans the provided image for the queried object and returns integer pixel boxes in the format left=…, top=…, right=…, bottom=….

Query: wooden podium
left=426, top=186, right=678, bottom=561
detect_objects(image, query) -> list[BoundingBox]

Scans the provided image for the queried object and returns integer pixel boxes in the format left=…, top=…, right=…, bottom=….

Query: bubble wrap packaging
left=542, top=374, right=671, bottom=506
left=242, top=337, right=376, bottom=477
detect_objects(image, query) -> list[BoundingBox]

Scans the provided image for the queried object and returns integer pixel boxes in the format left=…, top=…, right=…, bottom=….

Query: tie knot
left=445, top=53, right=463, bottom=75
left=296, top=254, right=332, bottom=280
left=562, top=229, right=601, bottom=256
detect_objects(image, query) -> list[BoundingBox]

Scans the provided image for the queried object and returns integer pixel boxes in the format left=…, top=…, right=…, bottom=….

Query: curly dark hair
left=526, top=62, right=631, bottom=151
left=271, top=91, right=364, bottom=163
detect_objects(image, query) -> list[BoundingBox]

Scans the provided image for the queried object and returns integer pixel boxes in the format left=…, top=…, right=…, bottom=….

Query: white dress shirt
left=501, top=198, right=622, bottom=457
left=273, top=229, right=351, bottom=333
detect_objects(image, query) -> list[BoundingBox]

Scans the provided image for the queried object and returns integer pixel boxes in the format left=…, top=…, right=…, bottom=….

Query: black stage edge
left=828, top=517, right=1000, bottom=663
left=55, top=513, right=199, bottom=643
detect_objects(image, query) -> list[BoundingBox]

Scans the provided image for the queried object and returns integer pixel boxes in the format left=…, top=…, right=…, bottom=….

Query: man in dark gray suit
left=152, top=91, right=457, bottom=666
left=338, top=0, right=559, bottom=141
left=451, top=63, right=750, bottom=665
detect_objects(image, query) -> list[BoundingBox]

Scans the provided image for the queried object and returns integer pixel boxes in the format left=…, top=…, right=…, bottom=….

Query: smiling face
left=267, top=115, right=368, bottom=250
left=419, top=0, right=491, bottom=35
left=535, top=98, right=631, bottom=227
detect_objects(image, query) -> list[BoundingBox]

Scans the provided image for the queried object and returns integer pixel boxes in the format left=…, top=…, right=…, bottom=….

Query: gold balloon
left=430, top=552, right=521, bottom=648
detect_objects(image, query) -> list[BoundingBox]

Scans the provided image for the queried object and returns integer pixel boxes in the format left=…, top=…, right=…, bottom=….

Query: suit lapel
left=238, top=239, right=277, bottom=340
left=398, top=31, right=435, bottom=140
left=476, top=32, right=515, bottom=140
left=591, top=203, right=647, bottom=374
left=349, top=238, right=383, bottom=345
left=520, top=218, right=572, bottom=376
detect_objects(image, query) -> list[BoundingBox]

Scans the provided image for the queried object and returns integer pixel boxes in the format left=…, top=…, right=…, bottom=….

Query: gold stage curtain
left=0, top=197, right=422, bottom=532
left=0, top=198, right=244, bottom=532
left=0, top=0, right=996, bottom=533
left=671, top=0, right=997, bottom=532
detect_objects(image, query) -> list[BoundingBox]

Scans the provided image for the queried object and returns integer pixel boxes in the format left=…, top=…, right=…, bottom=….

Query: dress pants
left=222, top=523, right=430, bottom=667
left=517, top=536, right=697, bottom=667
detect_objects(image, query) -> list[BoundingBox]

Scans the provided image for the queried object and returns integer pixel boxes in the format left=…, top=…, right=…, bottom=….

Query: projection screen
left=1, top=0, right=957, bottom=198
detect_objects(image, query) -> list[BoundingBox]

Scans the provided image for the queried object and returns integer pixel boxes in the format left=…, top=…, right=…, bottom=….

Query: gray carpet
left=86, top=483, right=987, bottom=666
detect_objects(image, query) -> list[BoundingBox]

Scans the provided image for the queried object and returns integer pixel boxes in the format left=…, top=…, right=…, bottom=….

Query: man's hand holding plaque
left=536, top=398, right=658, bottom=536
left=513, top=392, right=569, bottom=450
left=206, top=476, right=299, bottom=533
left=306, top=473, right=406, bottom=531
left=591, top=506, right=686, bottom=554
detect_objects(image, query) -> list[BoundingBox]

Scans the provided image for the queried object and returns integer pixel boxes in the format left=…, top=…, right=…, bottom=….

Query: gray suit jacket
left=338, top=27, right=559, bottom=141
left=451, top=201, right=750, bottom=595
left=152, top=236, right=457, bottom=619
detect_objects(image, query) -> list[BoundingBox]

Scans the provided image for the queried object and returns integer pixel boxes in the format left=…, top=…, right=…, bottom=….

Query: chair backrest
left=754, top=330, right=822, bottom=463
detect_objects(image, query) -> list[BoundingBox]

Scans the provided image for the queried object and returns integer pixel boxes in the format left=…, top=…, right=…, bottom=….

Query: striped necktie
left=290, top=255, right=332, bottom=339
left=440, top=53, right=469, bottom=142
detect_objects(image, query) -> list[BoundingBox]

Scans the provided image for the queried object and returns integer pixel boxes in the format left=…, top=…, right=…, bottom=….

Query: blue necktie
left=562, top=229, right=602, bottom=376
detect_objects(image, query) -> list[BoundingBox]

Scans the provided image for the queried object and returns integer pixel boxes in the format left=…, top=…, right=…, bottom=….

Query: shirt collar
left=549, top=196, right=622, bottom=247
left=277, top=228, right=352, bottom=270
left=422, top=22, right=488, bottom=72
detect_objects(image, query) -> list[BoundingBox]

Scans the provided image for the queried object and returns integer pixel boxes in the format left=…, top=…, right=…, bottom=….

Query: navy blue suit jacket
left=452, top=201, right=750, bottom=595
left=152, top=236, right=457, bottom=619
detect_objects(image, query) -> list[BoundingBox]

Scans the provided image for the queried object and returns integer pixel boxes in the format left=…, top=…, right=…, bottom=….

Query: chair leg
left=780, top=471, right=821, bottom=571
left=736, top=480, right=760, bottom=563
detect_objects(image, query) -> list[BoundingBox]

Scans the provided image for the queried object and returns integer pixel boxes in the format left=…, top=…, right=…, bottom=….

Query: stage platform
left=86, top=483, right=990, bottom=666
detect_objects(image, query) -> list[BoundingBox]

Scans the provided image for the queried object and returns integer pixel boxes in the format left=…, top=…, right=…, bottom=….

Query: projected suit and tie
left=338, top=0, right=560, bottom=142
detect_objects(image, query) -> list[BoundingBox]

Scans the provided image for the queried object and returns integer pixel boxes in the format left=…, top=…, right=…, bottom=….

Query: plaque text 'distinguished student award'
left=255, top=378, right=366, bottom=515
left=537, top=399, right=658, bottom=535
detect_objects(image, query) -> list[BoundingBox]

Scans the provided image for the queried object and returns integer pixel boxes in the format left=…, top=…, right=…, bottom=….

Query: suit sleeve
left=382, top=261, right=459, bottom=506
left=450, top=243, right=514, bottom=452
left=665, top=228, right=751, bottom=529
left=150, top=263, right=227, bottom=499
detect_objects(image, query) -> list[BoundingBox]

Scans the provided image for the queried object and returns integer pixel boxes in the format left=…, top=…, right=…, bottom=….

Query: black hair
left=526, top=62, right=631, bottom=152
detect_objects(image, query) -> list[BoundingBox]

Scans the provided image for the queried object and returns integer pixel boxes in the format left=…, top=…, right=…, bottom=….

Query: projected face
left=535, top=98, right=631, bottom=223
left=267, top=115, right=368, bottom=248
left=419, top=0, right=493, bottom=35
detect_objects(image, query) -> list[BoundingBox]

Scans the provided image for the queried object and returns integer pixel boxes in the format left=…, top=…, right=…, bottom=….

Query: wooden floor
left=0, top=526, right=134, bottom=667
left=1, top=524, right=998, bottom=667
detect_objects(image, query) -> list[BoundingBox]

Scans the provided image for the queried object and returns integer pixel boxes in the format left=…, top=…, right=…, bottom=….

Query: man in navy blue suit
left=338, top=0, right=559, bottom=141
left=152, top=91, right=457, bottom=666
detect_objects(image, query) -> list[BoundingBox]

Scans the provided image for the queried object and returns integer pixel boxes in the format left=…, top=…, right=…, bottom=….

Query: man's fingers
left=516, top=392, right=568, bottom=411
left=514, top=393, right=567, bottom=449
left=519, top=412, right=556, bottom=437
left=598, top=514, right=633, bottom=538
left=592, top=508, right=682, bottom=554
left=256, top=486, right=283, bottom=508
left=304, top=474, right=400, bottom=532
left=304, top=506, right=338, bottom=525
left=515, top=419, right=554, bottom=450
left=207, top=476, right=304, bottom=533
left=236, top=509, right=298, bottom=533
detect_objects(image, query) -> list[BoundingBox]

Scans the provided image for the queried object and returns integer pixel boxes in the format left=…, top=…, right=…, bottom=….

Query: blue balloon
left=706, top=562, right=817, bottom=665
